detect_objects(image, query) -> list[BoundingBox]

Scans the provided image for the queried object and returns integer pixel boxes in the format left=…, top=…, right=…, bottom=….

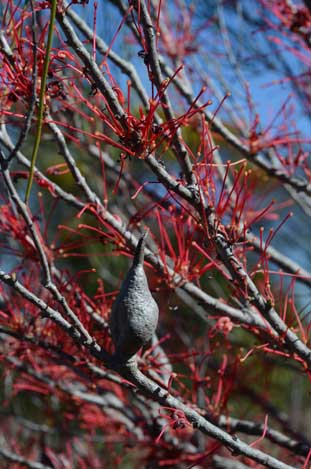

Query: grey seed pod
left=110, top=232, right=159, bottom=362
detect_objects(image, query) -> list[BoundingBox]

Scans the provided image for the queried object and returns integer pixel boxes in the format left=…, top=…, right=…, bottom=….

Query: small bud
left=110, top=232, right=159, bottom=362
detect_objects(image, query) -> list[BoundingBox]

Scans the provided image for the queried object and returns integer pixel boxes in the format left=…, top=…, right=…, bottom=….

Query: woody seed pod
left=110, top=232, right=159, bottom=362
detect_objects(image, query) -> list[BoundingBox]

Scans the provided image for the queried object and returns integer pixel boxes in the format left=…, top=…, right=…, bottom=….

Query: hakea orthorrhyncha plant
left=1, top=1, right=212, bottom=163
left=259, top=0, right=311, bottom=48
left=0, top=0, right=311, bottom=468
left=1, top=3, right=71, bottom=115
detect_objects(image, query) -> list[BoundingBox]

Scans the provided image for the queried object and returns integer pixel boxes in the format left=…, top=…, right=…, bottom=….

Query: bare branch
left=0, top=447, right=52, bottom=469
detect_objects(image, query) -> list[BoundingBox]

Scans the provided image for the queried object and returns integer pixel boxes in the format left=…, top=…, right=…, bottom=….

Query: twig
left=0, top=3, right=38, bottom=164
left=65, top=6, right=151, bottom=110
left=56, top=9, right=128, bottom=129
left=0, top=126, right=264, bottom=330
left=116, top=360, right=297, bottom=469
left=25, top=0, right=57, bottom=202
left=0, top=155, right=98, bottom=348
left=215, top=414, right=310, bottom=457
left=0, top=447, right=51, bottom=469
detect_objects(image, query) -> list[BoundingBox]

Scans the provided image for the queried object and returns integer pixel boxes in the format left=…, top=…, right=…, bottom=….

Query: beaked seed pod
left=110, top=232, right=159, bottom=362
